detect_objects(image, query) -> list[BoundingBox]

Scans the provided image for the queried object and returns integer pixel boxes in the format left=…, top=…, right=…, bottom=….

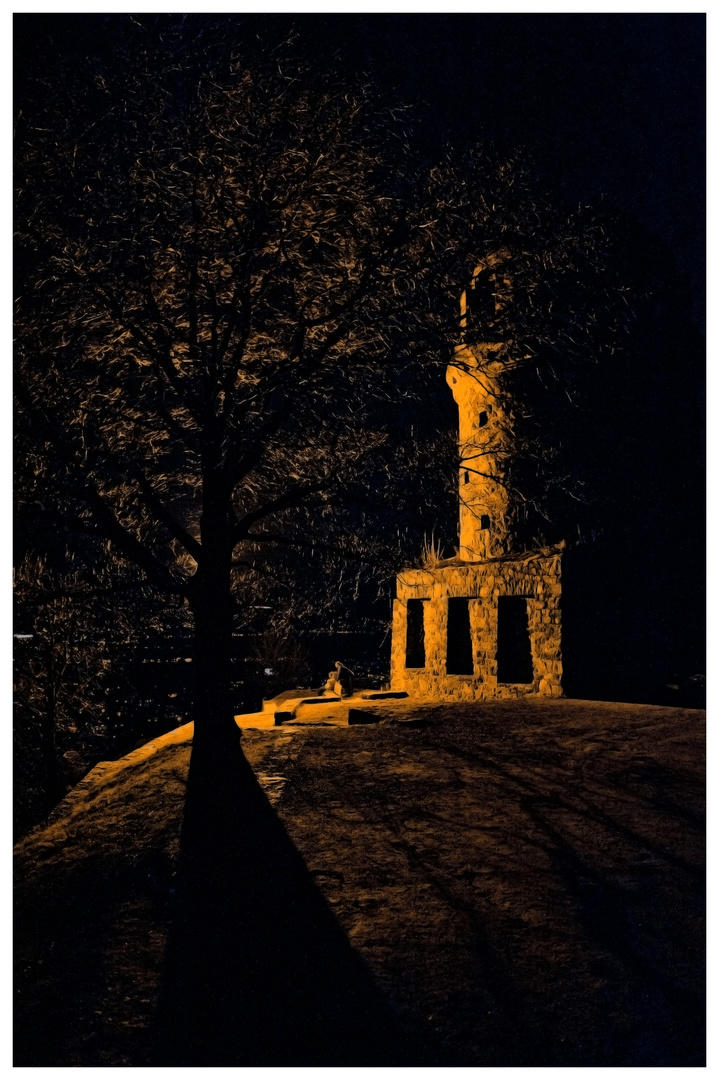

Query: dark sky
left=288, top=14, right=705, bottom=318
left=15, top=13, right=705, bottom=319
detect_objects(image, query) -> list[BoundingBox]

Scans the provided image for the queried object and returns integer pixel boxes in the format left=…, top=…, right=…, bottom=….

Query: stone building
left=390, top=257, right=564, bottom=700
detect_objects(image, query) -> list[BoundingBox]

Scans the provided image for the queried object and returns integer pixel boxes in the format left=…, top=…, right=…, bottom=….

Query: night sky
left=288, top=15, right=704, bottom=300
left=15, top=13, right=706, bottom=323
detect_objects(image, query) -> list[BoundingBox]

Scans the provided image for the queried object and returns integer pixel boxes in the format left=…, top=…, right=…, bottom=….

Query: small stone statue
left=322, top=670, right=339, bottom=696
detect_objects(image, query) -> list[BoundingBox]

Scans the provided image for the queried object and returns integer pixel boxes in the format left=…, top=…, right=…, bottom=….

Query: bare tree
left=15, top=28, right=632, bottom=779
left=16, top=22, right=642, bottom=1061
left=15, top=30, right=440, bottom=777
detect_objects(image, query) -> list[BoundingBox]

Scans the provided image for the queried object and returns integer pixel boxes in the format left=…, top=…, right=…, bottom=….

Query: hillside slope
left=14, top=698, right=705, bottom=1066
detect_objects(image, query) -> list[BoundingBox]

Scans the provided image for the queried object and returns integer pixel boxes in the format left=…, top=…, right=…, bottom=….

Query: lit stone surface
left=447, top=347, right=509, bottom=561
left=390, top=547, right=564, bottom=700
left=390, top=261, right=564, bottom=700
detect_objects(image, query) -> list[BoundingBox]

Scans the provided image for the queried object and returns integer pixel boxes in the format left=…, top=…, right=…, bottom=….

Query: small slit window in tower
left=446, top=598, right=474, bottom=675
left=480, top=515, right=490, bottom=530
left=497, top=596, right=533, bottom=683
left=464, top=470, right=470, bottom=484
left=478, top=410, right=489, bottom=427
left=405, top=599, right=427, bottom=669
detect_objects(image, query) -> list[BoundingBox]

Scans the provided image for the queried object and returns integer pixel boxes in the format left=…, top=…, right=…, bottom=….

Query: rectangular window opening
left=446, top=597, right=474, bottom=675
left=466, top=272, right=496, bottom=338
left=497, top=596, right=533, bottom=683
left=405, top=599, right=427, bottom=669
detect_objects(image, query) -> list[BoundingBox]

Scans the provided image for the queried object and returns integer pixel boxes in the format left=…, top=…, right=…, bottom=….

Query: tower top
left=459, top=248, right=512, bottom=354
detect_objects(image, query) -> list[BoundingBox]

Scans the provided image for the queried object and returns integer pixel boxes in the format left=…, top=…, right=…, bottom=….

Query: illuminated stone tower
left=449, top=256, right=512, bottom=560
left=448, top=352, right=509, bottom=560
left=390, top=258, right=564, bottom=700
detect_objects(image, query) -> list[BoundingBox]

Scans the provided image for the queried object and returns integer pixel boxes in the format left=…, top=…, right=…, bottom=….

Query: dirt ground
left=14, top=697, right=705, bottom=1067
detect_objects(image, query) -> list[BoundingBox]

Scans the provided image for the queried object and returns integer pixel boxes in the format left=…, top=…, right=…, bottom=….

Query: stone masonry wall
left=390, top=547, right=563, bottom=700
left=447, top=349, right=510, bottom=561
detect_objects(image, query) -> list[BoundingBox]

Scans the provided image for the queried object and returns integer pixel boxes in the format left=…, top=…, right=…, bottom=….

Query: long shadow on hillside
left=430, top=728, right=705, bottom=1066
left=153, top=729, right=443, bottom=1067
left=540, top=805, right=706, bottom=1066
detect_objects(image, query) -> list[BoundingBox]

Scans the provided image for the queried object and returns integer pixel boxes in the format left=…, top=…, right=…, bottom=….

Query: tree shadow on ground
left=547, top=834, right=705, bottom=1066
left=152, top=730, right=445, bottom=1066
left=428, top=729, right=705, bottom=1066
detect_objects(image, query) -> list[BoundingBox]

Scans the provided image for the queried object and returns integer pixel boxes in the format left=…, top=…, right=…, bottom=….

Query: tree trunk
left=155, top=479, right=423, bottom=1065
left=183, top=478, right=244, bottom=852
left=188, top=558, right=234, bottom=757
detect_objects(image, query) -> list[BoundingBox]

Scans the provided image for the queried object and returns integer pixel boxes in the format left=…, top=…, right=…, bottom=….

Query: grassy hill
left=14, top=697, right=705, bottom=1066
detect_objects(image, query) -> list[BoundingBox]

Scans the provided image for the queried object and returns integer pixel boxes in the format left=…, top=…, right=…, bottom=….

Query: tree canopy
left=14, top=28, right=447, bottom=774
left=15, top=17, right=641, bottom=781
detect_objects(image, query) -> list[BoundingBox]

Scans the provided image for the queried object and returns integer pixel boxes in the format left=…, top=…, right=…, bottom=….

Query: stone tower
left=448, top=350, right=509, bottom=560
left=449, top=254, right=513, bottom=560
left=390, top=258, right=564, bottom=700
